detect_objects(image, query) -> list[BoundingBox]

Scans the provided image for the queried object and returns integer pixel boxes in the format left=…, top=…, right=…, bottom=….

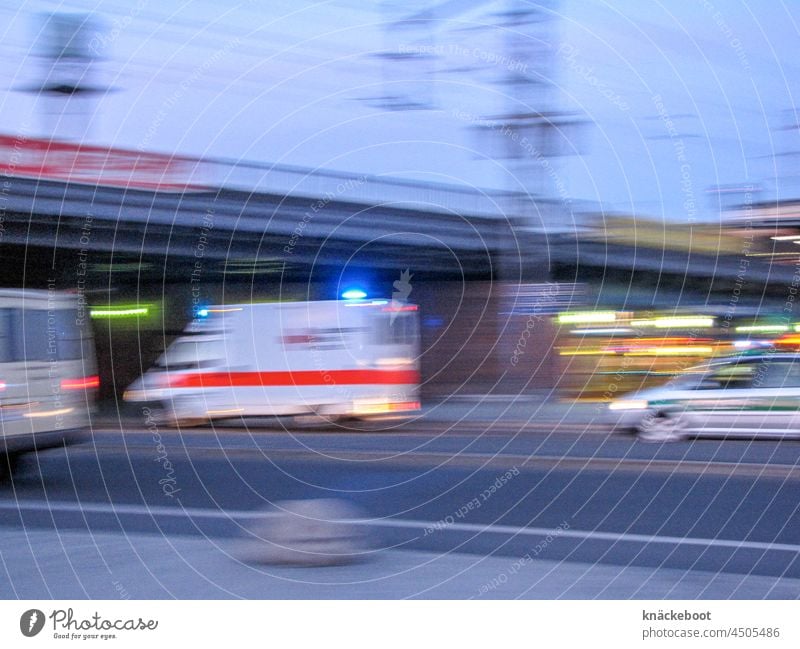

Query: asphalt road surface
left=1, top=419, right=799, bottom=599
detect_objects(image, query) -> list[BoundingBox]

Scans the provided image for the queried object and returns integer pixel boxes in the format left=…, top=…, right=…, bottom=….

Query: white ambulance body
left=124, top=299, right=421, bottom=425
left=0, top=289, right=97, bottom=460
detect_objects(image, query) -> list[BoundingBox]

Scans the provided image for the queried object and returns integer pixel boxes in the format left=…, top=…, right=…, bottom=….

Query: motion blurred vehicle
left=0, top=289, right=98, bottom=472
left=124, top=299, right=421, bottom=427
left=608, top=352, right=800, bottom=441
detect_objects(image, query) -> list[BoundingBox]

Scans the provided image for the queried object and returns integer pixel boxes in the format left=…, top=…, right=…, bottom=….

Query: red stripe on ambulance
left=167, top=369, right=420, bottom=389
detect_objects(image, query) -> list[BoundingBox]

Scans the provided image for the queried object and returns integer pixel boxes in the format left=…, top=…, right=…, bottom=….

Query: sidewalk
left=0, top=527, right=795, bottom=599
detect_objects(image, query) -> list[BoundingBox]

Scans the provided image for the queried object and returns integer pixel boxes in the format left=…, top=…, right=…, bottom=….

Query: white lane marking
left=1, top=499, right=799, bottom=554
left=87, top=423, right=613, bottom=436
left=69, top=444, right=800, bottom=478
left=0, top=500, right=268, bottom=520
left=370, top=518, right=800, bottom=553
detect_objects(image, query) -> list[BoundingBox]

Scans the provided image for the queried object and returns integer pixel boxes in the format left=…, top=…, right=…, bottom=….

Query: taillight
left=0, top=381, right=5, bottom=391
left=390, top=401, right=421, bottom=411
left=61, top=375, right=100, bottom=390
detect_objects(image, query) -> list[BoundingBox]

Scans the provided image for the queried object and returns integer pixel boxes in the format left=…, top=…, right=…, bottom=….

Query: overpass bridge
left=0, top=168, right=525, bottom=284
left=0, top=136, right=793, bottom=401
left=0, top=136, right=542, bottom=399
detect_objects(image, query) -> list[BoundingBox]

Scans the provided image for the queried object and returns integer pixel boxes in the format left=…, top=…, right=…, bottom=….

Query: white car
left=607, top=352, right=800, bottom=441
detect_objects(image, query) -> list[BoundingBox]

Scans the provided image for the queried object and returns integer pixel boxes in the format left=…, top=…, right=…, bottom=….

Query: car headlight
left=608, top=399, right=649, bottom=411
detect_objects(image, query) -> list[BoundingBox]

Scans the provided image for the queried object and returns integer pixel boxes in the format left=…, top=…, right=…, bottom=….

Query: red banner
left=0, top=134, right=211, bottom=192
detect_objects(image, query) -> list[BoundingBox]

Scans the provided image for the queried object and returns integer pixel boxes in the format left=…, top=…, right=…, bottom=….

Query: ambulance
left=0, top=289, right=97, bottom=470
left=124, top=298, right=421, bottom=426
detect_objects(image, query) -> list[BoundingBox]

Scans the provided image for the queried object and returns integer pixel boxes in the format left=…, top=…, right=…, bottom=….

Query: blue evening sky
left=0, top=0, right=796, bottom=222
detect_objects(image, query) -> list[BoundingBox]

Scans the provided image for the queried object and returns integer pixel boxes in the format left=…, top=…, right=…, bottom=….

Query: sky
left=0, top=0, right=797, bottom=223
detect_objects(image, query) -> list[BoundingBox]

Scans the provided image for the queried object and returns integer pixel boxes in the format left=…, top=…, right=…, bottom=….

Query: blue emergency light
left=341, top=288, right=368, bottom=300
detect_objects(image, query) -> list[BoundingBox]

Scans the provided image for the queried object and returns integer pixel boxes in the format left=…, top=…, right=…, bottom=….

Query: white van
left=0, top=289, right=97, bottom=466
left=124, top=299, right=421, bottom=426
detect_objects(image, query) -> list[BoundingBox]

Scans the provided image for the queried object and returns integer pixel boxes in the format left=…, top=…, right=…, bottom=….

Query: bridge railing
left=207, top=157, right=527, bottom=219
left=0, top=132, right=531, bottom=219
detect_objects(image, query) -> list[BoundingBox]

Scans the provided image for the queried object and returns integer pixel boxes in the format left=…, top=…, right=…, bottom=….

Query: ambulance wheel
left=292, top=414, right=350, bottom=428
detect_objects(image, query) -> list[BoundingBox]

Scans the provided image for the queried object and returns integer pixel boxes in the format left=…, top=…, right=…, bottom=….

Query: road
left=1, top=415, right=799, bottom=599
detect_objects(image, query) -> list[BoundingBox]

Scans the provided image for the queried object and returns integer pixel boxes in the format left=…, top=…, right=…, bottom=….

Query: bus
left=0, top=289, right=98, bottom=474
